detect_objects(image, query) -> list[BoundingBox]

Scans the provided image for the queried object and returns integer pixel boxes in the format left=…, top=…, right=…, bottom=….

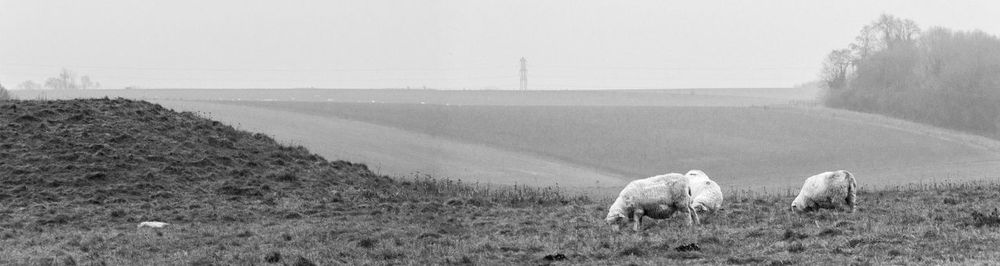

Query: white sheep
left=137, top=221, right=169, bottom=228
left=685, top=170, right=724, bottom=213
left=605, top=173, right=699, bottom=231
left=791, top=170, right=857, bottom=213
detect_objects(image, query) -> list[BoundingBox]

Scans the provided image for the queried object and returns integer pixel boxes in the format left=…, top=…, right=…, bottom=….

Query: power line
left=532, top=77, right=801, bottom=82
left=1, top=62, right=816, bottom=73
left=0, top=61, right=814, bottom=88
left=532, top=64, right=817, bottom=71
left=0, top=62, right=511, bottom=73
left=77, top=75, right=518, bottom=83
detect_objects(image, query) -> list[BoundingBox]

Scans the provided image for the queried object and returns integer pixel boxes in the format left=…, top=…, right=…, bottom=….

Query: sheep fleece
left=685, top=170, right=724, bottom=212
left=606, top=173, right=697, bottom=227
left=792, top=170, right=857, bottom=212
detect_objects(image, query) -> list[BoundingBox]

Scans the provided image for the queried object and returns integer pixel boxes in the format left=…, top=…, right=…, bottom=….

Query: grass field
left=15, top=88, right=1000, bottom=194
left=8, top=182, right=1000, bottom=265
left=5, top=98, right=1000, bottom=264
left=155, top=100, right=628, bottom=190
left=217, top=101, right=1000, bottom=192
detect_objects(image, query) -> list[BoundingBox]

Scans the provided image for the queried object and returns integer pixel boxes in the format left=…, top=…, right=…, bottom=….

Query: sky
left=1, top=0, right=999, bottom=90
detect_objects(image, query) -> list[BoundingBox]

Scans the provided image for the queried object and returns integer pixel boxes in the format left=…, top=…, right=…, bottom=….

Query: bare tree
left=45, top=77, right=65, bottom=90
left=17, top=80, right=42, bottom=90
left=850, top=24, right=879, bottom=61
left=80, top=75, right=94, bottom=89
left=849, top=14, right=920, bottom=64
left=0, top=82, right=10, bottom=101
left=820, top=49, right=854, bottom=90
left=58, top=68, right=78, bottom=90
left=33, top=69, right=99, bottom=90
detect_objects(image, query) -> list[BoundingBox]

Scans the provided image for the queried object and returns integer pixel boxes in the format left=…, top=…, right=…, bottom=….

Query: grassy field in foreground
left=4, top=99, right=1000, bottom=264
left=224, top=101, right=1000, bottom=190
left=6, top=181, right=1000, bottom=265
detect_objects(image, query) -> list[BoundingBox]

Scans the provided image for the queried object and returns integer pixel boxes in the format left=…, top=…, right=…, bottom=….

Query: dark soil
left=674, top=243, right=701, bottom=252
left=0, top=98, right=392, bottom=229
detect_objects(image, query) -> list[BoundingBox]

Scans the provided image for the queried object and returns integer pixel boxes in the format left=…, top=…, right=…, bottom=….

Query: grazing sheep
left=138, top=221, right=169, bottom=228
left=791, top=170, right=857, bottom=213
left=606, top=173, right=699, bottom=231
left=685, top=170, right=724, bottom=213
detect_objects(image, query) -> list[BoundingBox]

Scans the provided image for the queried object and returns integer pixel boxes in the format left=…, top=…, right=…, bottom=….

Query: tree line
left=821, top=14, right=1000, bottom=137
left=16, top=68, right=101, bottom=90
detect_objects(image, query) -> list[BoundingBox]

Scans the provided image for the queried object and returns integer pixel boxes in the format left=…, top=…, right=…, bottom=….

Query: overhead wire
left=0, top=62, right=816, bottom=89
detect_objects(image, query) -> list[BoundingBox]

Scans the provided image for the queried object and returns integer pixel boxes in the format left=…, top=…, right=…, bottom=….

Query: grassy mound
left=0, top=98, right=574, bottom=230
left=0, top=98, right=393, bottom=228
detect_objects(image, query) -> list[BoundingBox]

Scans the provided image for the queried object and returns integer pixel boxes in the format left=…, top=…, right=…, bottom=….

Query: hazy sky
left=2, top=1, right=998, bottom=90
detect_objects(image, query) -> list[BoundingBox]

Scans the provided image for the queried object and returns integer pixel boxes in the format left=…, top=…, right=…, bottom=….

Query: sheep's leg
left=691, top=205, right=700, bottom=225
left=846, top=190, right=857, bottom=213
left=632, top=209, right=644, bottom=232
left=684, top=205, right=699, bottom=226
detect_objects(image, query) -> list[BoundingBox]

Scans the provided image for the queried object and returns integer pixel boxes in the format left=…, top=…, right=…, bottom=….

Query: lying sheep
left=791, top=170, right=857, bottom=213
left=606, top=173, right=699, bottom=231
left=685, top=170, right=724, bottom=213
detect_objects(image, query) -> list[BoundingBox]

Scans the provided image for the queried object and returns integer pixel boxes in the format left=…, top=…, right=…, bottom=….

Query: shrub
left=0, top=83, right=11, bottom=101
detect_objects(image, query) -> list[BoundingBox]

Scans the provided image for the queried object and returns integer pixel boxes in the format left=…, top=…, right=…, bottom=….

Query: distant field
left=12, top=88, right=799, bottom=106
left=154, top=100, right=628, bottom=192
left=664, top=87, right=822, bottom=101
left=15, top=88, right=1000, bottom=192
left=215, top=101, right=1000, bottom=191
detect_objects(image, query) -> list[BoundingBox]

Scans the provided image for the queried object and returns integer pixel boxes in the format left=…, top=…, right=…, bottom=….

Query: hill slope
left=0, top=98, right=396, bottom=228
left=153, top=100, right=628, bottom=190
left=219, top=101, right=1000, bottom=190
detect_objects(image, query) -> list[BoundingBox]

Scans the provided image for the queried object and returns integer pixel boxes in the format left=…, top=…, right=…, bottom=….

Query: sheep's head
left=790, top=195, right=810, bottom=213
left=606, top=213, right=626, bottom=231
left=685, top=170, right=707, bottom=179
left=692, top=202, right=708, bottom=213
